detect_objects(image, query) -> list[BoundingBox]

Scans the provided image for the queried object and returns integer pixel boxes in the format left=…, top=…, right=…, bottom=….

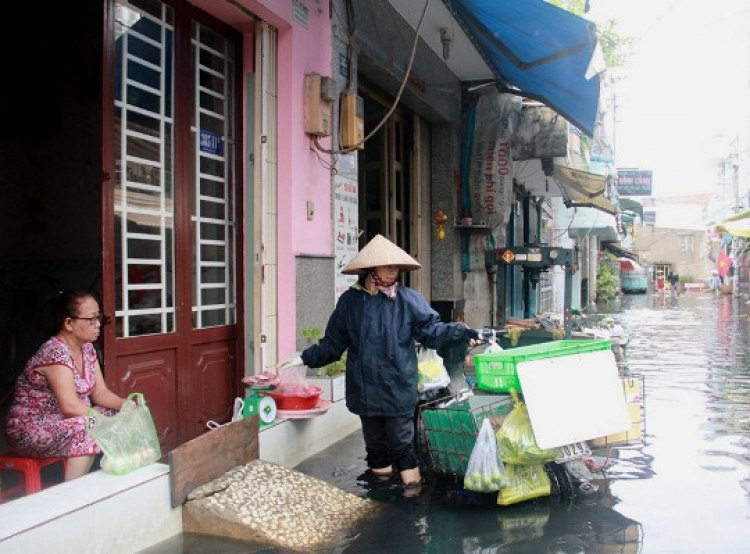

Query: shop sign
left=617, top=169, right=652, bottom=196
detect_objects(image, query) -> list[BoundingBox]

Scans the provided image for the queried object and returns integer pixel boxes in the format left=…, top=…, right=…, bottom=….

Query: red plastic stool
left=0, top=453, right=67, bottom=502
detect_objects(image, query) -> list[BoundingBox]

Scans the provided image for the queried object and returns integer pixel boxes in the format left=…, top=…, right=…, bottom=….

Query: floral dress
left=5, top=337, right=115, bottom=457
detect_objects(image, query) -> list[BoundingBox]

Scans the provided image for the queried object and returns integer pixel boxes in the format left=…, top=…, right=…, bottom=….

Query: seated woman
left=5, top=290, right=126, bottom=481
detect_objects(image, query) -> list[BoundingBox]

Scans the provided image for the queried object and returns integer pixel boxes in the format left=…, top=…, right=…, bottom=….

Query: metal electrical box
left=496, top=246, right=574, bottom=269
left=304, top=73, right=334, bottom=136
left=340, top=92, right=364, bottom=149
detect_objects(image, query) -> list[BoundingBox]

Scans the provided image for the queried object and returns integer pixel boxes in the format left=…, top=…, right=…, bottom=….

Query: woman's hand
left=462, top=327, right=483, bottom=347
left=277, top=353, right=304, bottom=369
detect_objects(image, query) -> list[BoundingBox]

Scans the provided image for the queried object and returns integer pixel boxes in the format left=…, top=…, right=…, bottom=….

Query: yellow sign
left=501, top=249, right=516, bottom=264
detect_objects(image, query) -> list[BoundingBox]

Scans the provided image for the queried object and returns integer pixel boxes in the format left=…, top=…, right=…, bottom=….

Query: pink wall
left=189, top=0, right=335, bottom=359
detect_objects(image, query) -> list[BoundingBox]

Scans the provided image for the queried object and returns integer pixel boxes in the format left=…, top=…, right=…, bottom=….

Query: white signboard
left=333, top=172, right=359, bottom=300
left=517, top=349, right=630, bottom=449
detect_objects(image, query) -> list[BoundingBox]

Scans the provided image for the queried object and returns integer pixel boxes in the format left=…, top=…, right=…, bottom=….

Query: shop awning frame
left=717, top=210, right=750, bottom=238
left=602, top=241, right=638, bottom=261
left=618, top=198, right=644, bottom=221
left=553, top=166, right=617, bottom=216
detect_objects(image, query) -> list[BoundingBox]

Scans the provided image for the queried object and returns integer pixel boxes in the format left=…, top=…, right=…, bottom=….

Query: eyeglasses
left=70, top=314, right=111, bottom=326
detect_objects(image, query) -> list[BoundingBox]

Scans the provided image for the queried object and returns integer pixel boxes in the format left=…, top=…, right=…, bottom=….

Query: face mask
left=369, top=270, right=398, bottom=299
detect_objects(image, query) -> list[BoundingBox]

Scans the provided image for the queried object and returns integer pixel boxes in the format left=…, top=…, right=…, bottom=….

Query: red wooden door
left=102, top=0, right=244, bottom=453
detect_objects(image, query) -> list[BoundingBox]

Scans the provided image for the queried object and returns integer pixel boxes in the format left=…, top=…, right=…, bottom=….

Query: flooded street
left=143, top=291, right=750, bottom=554
left=597, top=292, right=750, bottom=553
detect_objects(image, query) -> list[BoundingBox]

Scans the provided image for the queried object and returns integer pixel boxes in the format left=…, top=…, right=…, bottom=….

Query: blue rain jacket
left=301, top=283, right=469, bottom=417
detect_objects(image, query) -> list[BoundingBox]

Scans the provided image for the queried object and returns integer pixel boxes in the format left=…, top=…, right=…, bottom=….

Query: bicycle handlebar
left=473, top=328, right=508, bottom=340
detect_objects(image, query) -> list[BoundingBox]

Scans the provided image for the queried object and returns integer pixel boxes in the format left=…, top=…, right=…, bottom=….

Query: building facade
left=0, top=0, right=618, bottom=455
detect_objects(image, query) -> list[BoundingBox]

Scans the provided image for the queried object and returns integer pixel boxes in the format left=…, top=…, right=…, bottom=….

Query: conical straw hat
left=342, top=234, right=421, bottom=275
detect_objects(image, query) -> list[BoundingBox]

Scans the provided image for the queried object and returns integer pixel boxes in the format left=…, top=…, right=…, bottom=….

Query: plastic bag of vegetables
left=86, top=392, right=161, bottom=475
left=496, top=463, right=551, bottom=506
left=495, top=391, right=561, bottom=465
left=463, top=417, right=509, bottom=492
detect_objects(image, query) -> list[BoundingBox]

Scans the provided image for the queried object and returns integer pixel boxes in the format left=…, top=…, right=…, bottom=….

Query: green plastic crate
left=474, top=339, right=612, bottom=393
left=419, top=394, right=514, bottom=476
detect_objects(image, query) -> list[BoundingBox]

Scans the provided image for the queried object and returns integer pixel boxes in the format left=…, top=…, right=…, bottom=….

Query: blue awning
left=446, top=0, right=602, bottom=136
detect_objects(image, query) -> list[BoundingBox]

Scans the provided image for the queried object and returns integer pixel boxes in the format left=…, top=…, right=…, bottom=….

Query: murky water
left=142, top=291, right=750, bottom=554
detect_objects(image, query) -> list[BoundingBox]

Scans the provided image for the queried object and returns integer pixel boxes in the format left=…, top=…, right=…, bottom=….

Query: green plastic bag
left=496, top=463, right=551, bottom=506
left=495, top=394, right=561, bottom=465
left=86, top=393, right=161, bottom=475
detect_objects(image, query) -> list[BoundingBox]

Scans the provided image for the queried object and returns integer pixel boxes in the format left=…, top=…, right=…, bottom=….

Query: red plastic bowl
left=267, top=385, right=323, bottom=410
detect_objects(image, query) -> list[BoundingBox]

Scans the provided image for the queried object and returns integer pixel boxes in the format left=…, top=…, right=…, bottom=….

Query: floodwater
left=141, top=291, right=750, bottom=554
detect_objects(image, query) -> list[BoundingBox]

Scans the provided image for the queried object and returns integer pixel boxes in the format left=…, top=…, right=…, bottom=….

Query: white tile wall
left=260, top=400, right=360, bottom=467
left=0, top=402, right=360, bottom=554
left=0, top=464, right=181, bottom=554
left=306, top=375, right=346, bottom=402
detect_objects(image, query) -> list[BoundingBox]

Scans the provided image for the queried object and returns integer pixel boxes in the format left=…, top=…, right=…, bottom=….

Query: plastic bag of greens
left=495, top=392, right=561, bottom=465
left=463, top=418, right=509, bottom=492
left=86, top=393, right=161, bottom=475
left=496, top=463, right=551, bottom=506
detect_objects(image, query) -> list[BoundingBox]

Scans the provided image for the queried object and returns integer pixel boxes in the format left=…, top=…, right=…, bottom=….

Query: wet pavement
left=141, top=291, right=750, bottom=553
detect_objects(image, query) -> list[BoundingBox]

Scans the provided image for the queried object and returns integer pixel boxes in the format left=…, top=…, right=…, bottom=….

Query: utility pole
left=732, top=139, right=740, bottom=214
left=731, top=138, right=740, bottom=297
left=611, top=91, right=617, bottom=159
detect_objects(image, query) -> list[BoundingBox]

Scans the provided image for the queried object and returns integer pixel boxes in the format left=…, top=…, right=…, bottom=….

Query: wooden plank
left=168, top=416, right=260, bottom=508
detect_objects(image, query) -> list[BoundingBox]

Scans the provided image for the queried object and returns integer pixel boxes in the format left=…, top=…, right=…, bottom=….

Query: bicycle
left=414, top=329, right=507, bottom=460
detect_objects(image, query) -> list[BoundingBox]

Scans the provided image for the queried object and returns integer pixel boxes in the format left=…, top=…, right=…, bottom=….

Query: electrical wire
left=312, top=145, right=338, bottom=174
left=344, top=0, right=355, bottom=91
left=312, top=0, right=433, bottom=156
left=552, top=211, right=577, bottom=242
left=514, top=160, right=542, bottom=183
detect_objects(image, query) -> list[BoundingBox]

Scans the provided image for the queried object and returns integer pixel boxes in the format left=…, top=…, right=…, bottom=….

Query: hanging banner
left=333, top=156, right=359, bottom=299
left=462, top=93, right=518, bottom=271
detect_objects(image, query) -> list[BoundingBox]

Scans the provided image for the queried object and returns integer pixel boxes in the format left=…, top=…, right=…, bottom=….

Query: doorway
left=358, top=86, right=429, bottom=293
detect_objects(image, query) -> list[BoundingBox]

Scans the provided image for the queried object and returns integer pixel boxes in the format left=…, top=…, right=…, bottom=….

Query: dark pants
left=360, top=414, right=418, bottom=472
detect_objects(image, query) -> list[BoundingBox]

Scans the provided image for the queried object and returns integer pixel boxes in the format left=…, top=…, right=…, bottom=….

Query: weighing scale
left=243, top=388, right=278, bottom=425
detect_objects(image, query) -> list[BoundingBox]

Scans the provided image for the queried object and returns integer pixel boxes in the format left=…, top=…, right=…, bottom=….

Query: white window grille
left=679, top=235, right=694, bottom=253
left=190, top=23, right=236, bottom=329
left=113, top=0, right=176, bottom=338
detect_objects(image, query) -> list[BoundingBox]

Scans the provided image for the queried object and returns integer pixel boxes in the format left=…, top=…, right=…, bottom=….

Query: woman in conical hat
left=340, top=233, right=422, bottom=276
left=340, top=234, right=422, bottom=300
left=299, top=234, right=480, bottom=492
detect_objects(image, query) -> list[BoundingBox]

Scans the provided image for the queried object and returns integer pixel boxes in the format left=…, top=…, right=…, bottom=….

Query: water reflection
left=143, top=292, right=750, bottom=554
left=607, top=293, right=750, bottom=553
left=315, top=476, right=644, bottom=554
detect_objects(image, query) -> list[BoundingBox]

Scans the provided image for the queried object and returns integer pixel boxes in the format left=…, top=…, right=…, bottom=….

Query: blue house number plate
left=199, top=130, right=223, bottom=155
